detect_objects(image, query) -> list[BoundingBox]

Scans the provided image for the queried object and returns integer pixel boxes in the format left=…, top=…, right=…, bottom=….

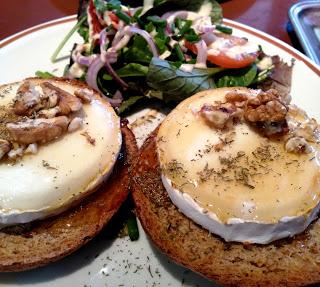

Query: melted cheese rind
left=157, top=87, right=320, bottom=244
left=0, top=80, right=122, bottom=225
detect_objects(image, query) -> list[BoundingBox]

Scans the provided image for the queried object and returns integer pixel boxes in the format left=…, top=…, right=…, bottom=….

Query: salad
left=50, top=0, right=276, bottom=113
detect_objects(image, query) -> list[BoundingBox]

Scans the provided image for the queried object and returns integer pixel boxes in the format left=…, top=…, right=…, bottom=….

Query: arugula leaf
left=147, top=57, right=221, bottom=102
left=94, top=0, right=121, bottom=13
left=123, top=35, right=153, bottom=64
left=216, top=64, right=257, bottom=87
left=118, top=96, right=144, bottom=113
left=78, top=25, right=89, bottom=42
left=35, top=71, right=55, bottom=79
left=154, top=0, right=166, bottom=5
left=103, top=63, right=148, bottom=80
left=141, top=0, right=222, bottom=24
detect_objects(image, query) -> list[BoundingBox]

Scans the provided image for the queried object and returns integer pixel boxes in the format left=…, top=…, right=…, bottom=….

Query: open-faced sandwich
left=0, top=78, right=137, bottom=271
left=132, top=87, right=320, bottom=286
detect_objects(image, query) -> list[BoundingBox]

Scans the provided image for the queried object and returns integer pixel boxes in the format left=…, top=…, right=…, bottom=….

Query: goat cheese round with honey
left=0, top=78, right=122, bottom=226
left=157, top=87, right=320, bottom=244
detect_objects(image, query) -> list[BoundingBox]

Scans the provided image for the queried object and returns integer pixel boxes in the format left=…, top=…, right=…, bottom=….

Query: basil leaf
left=147, top=57, right=217, bottom=102
left=123, top=35, right=153, bottom=64
left=217, top=64, right=257, bottom=88
left=78, top=25, right=89, bottom=42
left=94, top=0, right=121, bottom=13
left=118, top=96, right=144, bottom=113
left=118, top=63, right=148, bottom=77
left=35, top=71, right=55, bottom=79
left=141, top=0, right=222, bottom=25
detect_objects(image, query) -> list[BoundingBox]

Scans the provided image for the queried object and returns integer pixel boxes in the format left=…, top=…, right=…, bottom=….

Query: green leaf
left=94, top=0, right=121, bottom=13
left=154, top=36, right=168, bottom=54
left=147, top=57, right=220, bottom=102
left=117, top=63, right=148, bottom=77
left=118, top=96, right=144, bottom=113
left=210, top=1, right=223, bottom=24
left=217, top=64, right=257, bottom=88
left=78, top=25, right=89, bottom=42
left=141, top=0, right=222, bottom=25
left=35, top=71, right=55, bottom=79
left=123, top=35, right=153, bottom=64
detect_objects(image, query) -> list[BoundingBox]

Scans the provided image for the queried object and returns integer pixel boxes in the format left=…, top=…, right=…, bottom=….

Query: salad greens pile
left=49, top=0, right=273, bottom=113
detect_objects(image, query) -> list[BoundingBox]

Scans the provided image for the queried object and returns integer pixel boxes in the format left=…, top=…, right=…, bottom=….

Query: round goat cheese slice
left=0, top=79, right=122, bottom=226
left=157, top=87, right=320, bottom=244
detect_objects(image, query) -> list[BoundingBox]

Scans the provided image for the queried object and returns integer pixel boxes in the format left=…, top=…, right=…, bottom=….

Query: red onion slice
left=201, top=32, right=218, bottom=46
left=195, top=40, right=208, bottom=68
left=86, top=57, right=124, bottom=106
left=104, top=61, right=129, bottom=89
left=161, top=10, right=190, bottom=21
left=127, top=26, right=159, bottom=57
left=110, top=90, right=123, bottom=107
left=86, top=56, right=104, bottom=92
left=77, top=55, right=97, bottom=66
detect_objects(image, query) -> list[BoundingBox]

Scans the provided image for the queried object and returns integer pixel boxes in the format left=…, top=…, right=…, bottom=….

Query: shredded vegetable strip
left=51, top=16, right=87, bottom=63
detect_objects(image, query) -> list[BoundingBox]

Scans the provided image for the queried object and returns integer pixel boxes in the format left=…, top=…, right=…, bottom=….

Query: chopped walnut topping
left=294, top=118, right=319, bottom=143
left=41, top=82, right=82, bottom=115
left=225, top=91, right=248, bottom=103
left=285, top=136, right=312, bottom=154
left=48, top=93, right=58, bottom=108
left=0, top=81, right=91, bottom=162
left=68, top=117, right=83, bottom=132
left=0, top=139, right=11, bottom=160
left=244, top=90, right=288, bottom=123
left=74, top=88, right=93, bottom=103
left=200, top=103, right=243, bottom=130
left=13, top=81, right=43, bottom=116
left=25, top=143, right=38, bottom=155
left=6, top=116, right=69, bottom=144
left=38, top=107, right=60, bottom=119
left=8, top=146, right=25, bottom=160
left=12, top=82, right=62, bottom=117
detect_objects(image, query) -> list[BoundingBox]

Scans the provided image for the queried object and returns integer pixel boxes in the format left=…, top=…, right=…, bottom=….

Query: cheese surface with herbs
left=157, top=87, right=320, bottom=244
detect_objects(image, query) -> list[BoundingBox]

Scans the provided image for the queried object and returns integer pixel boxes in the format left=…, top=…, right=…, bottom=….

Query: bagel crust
left=132, top=128, right=320, bottom=287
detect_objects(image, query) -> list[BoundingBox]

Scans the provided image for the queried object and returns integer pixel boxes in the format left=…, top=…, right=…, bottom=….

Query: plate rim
left=1, top=15, right=319, bottom=77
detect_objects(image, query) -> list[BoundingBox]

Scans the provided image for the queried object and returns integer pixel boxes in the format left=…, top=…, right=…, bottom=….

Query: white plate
left=0, top=15, right=319, bottom=287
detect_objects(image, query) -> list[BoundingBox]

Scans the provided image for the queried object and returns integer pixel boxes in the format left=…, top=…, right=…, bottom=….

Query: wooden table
left=0, top=0, right=300, bottom=48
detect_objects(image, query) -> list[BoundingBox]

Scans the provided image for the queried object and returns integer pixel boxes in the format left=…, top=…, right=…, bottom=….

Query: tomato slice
left=185, top=33, right=258, bottom=69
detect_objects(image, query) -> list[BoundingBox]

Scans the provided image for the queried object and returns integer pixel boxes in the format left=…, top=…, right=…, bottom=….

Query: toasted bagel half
left=132, top=86, right=320, bottom=287
left=0, top=78, right=138, bottom=271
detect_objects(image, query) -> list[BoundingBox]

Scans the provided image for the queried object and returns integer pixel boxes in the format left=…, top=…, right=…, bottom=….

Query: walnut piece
left=8, top=147, right=24, bottom=160
left=6, top=116, right=69, bottom=144
left=200, top=103, right=243, bottom=130
left=244, top=90, right=288, bottom=123
left=12, top=81, right=61, bottom=116
left=74, top=88, right=93, bottom=103
left=0, top=139, right=11, bottom=160
left=41, top=82, right=82, bottom=115
left=285, top=136, right=312, bottom=154
left=13, top=81, right=43, bottom=116
left=38, top=107, right=60, bottom=119
left=225, top=91, right=248, bottom=103
left=294, top=118, right=320, bottom=143
left=25, top=143, right=38, bottom=155
left=68, top=117, right=83, bottom=132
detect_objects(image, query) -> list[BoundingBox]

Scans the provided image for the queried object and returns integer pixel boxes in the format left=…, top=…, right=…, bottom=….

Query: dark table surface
left=0, top=0, right=301, bottom=49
